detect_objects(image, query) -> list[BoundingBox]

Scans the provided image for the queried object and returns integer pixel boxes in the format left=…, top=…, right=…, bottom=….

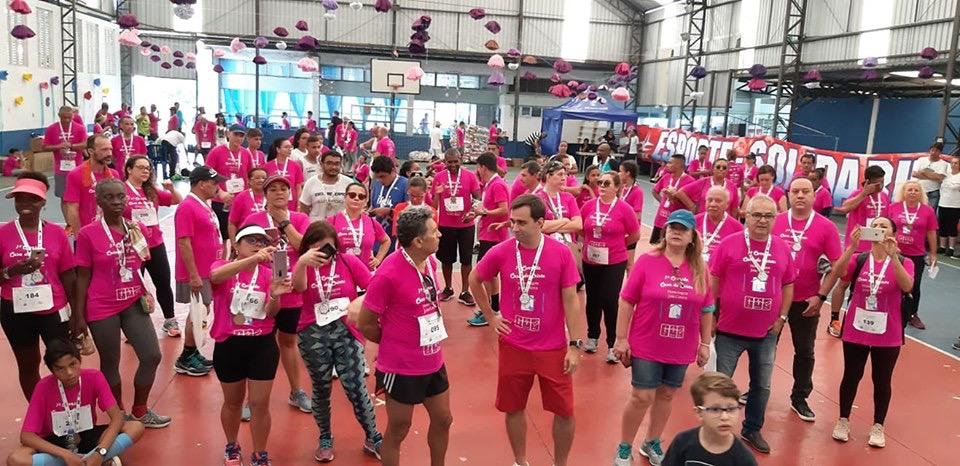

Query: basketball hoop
left=388, top=83, right=402, bottom=93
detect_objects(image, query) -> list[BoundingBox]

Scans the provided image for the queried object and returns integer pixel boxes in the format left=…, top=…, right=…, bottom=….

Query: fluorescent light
left=858, top=0, right=893, bottom=60
left=560, top=0, right=591, bottom=61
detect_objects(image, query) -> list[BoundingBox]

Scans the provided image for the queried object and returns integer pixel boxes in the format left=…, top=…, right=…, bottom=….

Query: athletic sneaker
left=791, top=400, right=816, bottom=422
left=639, top=438, right=664, bottom=465
left=175, top=353, right=210, bottom=376
left=363, top=436, right=383, bottom=460
left=162, top=318, right=181, bottom=337
left=223, top=442, right=242, bottom=466
left=458, top=291, right=476, bottom=306
left=832, top=418, right=850, bottom=442
left=249, top=451, right=271, bottom=466
left=828, top=320, right=841, bottom=338
left=740, top=430, right=770, bottom=454
left=466, top=311, right=488, bottom=327
left=606, top=348, right=619, bottom=364
left=583, top=338, right=599, bottom=353
left=952, top=339, right=960, bottom=351
left=332, top=367, right=338, bottom=379
left=868, top=423, right=886, bottom=448
left=614, top=442, right=633, bottom=466
left=135, top=409, right=172, bottom=429
left=439, top=288, right=455, bottom=302
left=241, top=405, right=251, bottom=422
left=314, top=436, right=334, bottom=462
left=197, top=352, right=214, bottom=368
left=289, top=389, right=312, bottom=413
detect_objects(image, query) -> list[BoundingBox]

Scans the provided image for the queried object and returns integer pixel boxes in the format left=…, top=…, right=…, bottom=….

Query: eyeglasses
left=696, top=405, right=741, bottom=415
left=346, top=192, right=368, bottom=201
left=133, top=164, right=152, bottom=170
left=242, top=236, right=270, bottom=246
left=748, top=212, right=776, bottom=220
left=714, top=165, right=728, bottom=170
left=599, top=180, right=616, bottom=187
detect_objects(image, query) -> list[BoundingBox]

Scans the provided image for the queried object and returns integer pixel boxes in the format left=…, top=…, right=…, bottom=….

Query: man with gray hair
left=358, top=207, right=452, bottom=466
left=42, top=106, right=88, bottom=199
left=694, top=185, right=743, bottom=263
left=708, top=194, right=797, bottom=454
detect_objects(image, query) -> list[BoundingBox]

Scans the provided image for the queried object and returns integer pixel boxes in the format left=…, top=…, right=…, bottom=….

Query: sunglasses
left=132, top=164, right=152, bottom=170
left=346, top=192, right=368, bottom=201
left=599, top=180, right=616, bottom=187
left=241, top=236, right=270, bottom=246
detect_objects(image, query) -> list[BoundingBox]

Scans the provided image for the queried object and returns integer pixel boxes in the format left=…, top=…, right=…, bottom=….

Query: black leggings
left=583, top=261, right=627, bottom=347
left=902, top=255, right=925, bottom=319
left=839, top=342, right=900, bottom=424
left=142, top=244, right=176, bottom=319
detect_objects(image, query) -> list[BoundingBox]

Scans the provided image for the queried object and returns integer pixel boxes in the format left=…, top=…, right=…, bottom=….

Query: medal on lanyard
left=743, top=231, right=772, bottom=292
left=231, top=266, right=261, bottom=325
left=516, top=236, right=545, bottom=311
left=700, top=213, right=727, bottom=263
left=14, top=219, right=45, bottom=285
left=787, top=212, right=815, bottom=254
left=592, top=198, right=617, bottom=239
left=101, top=218, right=132, bottom=282
left=900, top=202, right=917, bottom=235
left=663, top=175, right=681, bottom=208
left=865, top=254, right=890, bottom=311
left=342, top=212, right=364, bottom=256
left=56, top=378, right=82, bottom=452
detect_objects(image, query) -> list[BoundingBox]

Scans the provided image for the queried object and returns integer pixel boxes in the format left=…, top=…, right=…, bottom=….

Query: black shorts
left=43, top=424, right=108, bottom=453
left=213, top=333, right=280, bottom=383
left=0, top=299, right=69, bottom=350
left=939, top=207, right=960, bottom=237
left=375, top=366, right=449, bottom=405
left=477, top=240, right=499, bottom=261
left=210, top=202, right=230, bottom=240
left=649, top=226, right=664, bottom=245
left=274, top=307, right=301, bottom=334
left=437, top=226, right=476, bottom=266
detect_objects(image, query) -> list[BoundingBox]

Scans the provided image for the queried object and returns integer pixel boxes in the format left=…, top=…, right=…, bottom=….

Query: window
left=7, top=12, right=27, bottom=66
left=103, top=28, right=117, bottom=75
left=320, top=65, right=342, bottom=80
left=84, top=22, right=100, bottom=74
left=37, top=9, right=53, bottom=69
left=342, top=67, right=365, bottom=81
left=459, top=75, right=480, bottom=89
left=531, top=107, right=542, bottom=117
left=436, top=73, right=458, bottom=88
left=421, top=73, right=436, bottom=86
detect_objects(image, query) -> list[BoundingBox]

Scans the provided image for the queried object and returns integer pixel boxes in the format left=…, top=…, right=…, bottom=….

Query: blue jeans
left=715, top=332, right=778, bottom=433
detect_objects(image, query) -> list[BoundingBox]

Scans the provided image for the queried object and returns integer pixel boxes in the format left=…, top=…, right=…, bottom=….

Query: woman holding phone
left=327, top=183, right=390, bottom=271
left=292, top=221, right=383, bottom=462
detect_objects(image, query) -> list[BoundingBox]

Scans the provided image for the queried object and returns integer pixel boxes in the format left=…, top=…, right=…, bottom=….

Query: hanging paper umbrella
left=507, top=62, right=519, bottom=70
left=253, top=55, right=267, bottom=65
left=11, top=24, right=35, bottom=39
left=587, top=92, right=598, bottom=100
left=22, top=72, right=32, bottom=82
left=0, top=70, right=8, bottom=81
left=172, top=1, right=194, bottom=20
left=918, top=65, right=935, bottom=79
left=862, top=69, right=879, bottom=81
left=506, top=48, right=520, bottom=59
left=295, top=20, right=309, bottom=31
left=487, top=71, right=505, bottom=86
left=588, top=84, right=598, bottom=91
left=469, top=8, right=485, bottom=20
left=322, top=0, right=338, bottom=10
left=160, top=45, right=172, bottom=54
left=576, top=83, right=588, bottom=93
left=485, top=20, right=501, bottom=34
left=689, top=65, right=707, bottom=79
left=213, top=49, right=226, bottom=58
left=611, top=87, right=630, bottom=102
left=185, top=52, right=196, bottom=62
left=139, top=47, right=151, bottom=56
left=173, top=59, right=184, bottom=67
left=49, top=76, right=58, bottom=85
left=273, top=27, right=289, bottom=37
left=920, top=47, right=937, bottom=60
left=374, top=0, right=392, bottom=13
left=862, top=56, right=878, bottom=68
left=213, top=64, right=224, bottom=73
left=748, top=64, right=767, bottom=78
left=408, top=40, right=426, bottom=54
left=118, top=14, right=139, bottom=29
left=161, top=62, right=172, bottom=69
left=230, top=38, right=245, bottom=53
left=91, top=77, right=99, bottom=86
left=140, top=40, right=152, bottom=47
left=614, top=62, right=631, bottom=76
left=118, top=29, right=141, bottom=47
left=566, top=80, right=579, bottom=88
left=487, top=54, right=504, bottom=68
left=254, top=36, right=268, bottom=48
left=185, top=62, right=196, bottom=69
left=747, top=77, right=767, bottom=91
left=14, top=96, right=24, bottom=106
left=297, top=57, right=319, bottom=72
left=324, top=12, right=335, bottom=19
left=297, top=35, right=318, bottom=50
left=405, top=65, right=424, bottom=81
left=349, top=1, right=362, bottom=10
left=548, top=84, right=573, bottom=98
left=276, top=41, right=287, bottom=50
left=150, top=55, right=161, bottom=62
left=9, top=0, right=31, bottom=14
left=484, top=39, right=499, bottom=50
left=83, top=91, right=92, bottom=100
left=803, top=69, right=822, bottom=82
left=412, top=15, right=431, bottom=31
left=411, top=30, right=430, bottom=42
left=550, top=73, right=561, bottom=83
left=150, top=44, right=161, bottom=52
left=522, top=55, right=537, bottom=65
left=553, top=59, right=572, bottom=74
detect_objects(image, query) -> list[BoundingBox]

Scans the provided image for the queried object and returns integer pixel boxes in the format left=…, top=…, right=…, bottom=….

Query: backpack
left=846, top=252, right=911, bottom=329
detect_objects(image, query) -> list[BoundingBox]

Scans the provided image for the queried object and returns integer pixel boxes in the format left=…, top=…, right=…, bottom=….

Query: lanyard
left=342, top=212, right=364, bottom=247
left=867, top=254, right=891, bottom=298
left=786, top=212, right=815, bottom=247
left=515, top=235, right=545, bottom=297
left=400, top=248, right=438, bottom=310
left=377, top=176, right=399, bottom=206
left=743, top=231, right=772, bottom=280
left=901, top=202, right=918, bottom=226
left=711, top=178, right=726, bottom=189
left=620, top=185, right=633, bottom=200
left=546, top=192, right=565, bottom=218
left=277, top=157, right=290, bottom=177
left=313, top=258, right=338, bottom=303
left=250, top=191, right=266, bottom=211
left=14, top=218, right=43, bottom=252
left=121, top=134, right=135, bottom=154
left=667, top=174, right=683, bottom=190
left=100, top=218, right=128, bottom=271
left=125, top=181, right=151, bottom=204
left=187, top=192, right=218, bottom=228
left=446, top=168, right=462, bottom=194
left=234, top=263, right=260, bottom=292
left=592, top=198, right=617, bottom=227
left=868, top=193, right=883, bottom=218
left=700, top=212, right=728, bottom=247
left=56, top=377, right=82, bottom=430
left=759, top=184, right=772, bottom=196
left=482, top=175, right=500, bottom=204
left=60, top=122, right=72, bottom=142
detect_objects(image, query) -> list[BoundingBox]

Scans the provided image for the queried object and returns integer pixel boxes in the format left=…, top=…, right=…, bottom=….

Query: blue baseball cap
left=665, top=209, right=695, bottom=229
left=228, top=124, right=246, bottom=133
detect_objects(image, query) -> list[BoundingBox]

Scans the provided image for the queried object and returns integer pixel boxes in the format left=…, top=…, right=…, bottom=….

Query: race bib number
left=230, top=289, right=267, bottom=321
left=314, top=297, right=349, bottom=327
left=201, top=141, right=212, bottom=149
left=853, top=307, right=887, bottom=335
left=59, top=159, right=77, bottom=171
left=418, top=311, right=448, bottom=346
left=51, top=405, right=94, bottom=436
left=12, top=285, right=54, bottom=313
left=444, top=197, right=465, bottom=213
left=586, top=244, right=609, bottom=265
left=225, top=177, right=244, bottom=194
left=132, top=207, right=158, bottom=227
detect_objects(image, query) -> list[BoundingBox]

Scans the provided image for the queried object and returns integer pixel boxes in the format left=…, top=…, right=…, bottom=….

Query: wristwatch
left=568, top=339, right=582, bottom=349
left=817, top=293, right=828, bottom=301
left=277, top=220, right=292, bottom=231
left=779, top=315, right=788, bottom=322
left=96, top=447, right=108, bottom=456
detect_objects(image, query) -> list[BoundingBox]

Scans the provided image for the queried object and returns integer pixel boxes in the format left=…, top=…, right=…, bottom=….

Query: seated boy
left=6, top=340, right=143, bottom=466
left=3, top=148, right=25, bottom=177
left=662, top=372, right=757, bottom=466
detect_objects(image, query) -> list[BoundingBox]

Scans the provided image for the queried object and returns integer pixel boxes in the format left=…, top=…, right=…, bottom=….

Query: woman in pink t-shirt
left=291, top=221, right=383, bottom=461
left=265, top=138, right=305, bottom=211
left=831, top=220, right=914, bottom=448
left=810, top=168, right=834, bottom=216
left=576, top=165, right=601, bottom=208
left=351, top=152, right=370, bottom=184
left=742, top=165, right=787, bottom=214
left=889, top=180, right=938, bottom=330
left=537, top=161, right=583, bottom=266
left=227, top=167, right=268, bottom=243
left=612, top=208, right=714, bottom=464
left=327, top=183, right=390, bottom=270
left=209, top=225, right=292, bottom=466
left=618, top=160, right=645, bottom=270
left=581, top=172, right=641, bottom=358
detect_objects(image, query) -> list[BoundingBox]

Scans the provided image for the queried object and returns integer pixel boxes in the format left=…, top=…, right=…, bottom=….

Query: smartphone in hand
left=272, top=250, right=289, bottom=279
left=860, top=227, right=885, bottom=242
left=319, top=243, right=337, bottom=259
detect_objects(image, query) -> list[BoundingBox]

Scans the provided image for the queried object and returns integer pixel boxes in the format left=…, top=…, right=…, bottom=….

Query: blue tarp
left=540, top=98, right=640, bottom=155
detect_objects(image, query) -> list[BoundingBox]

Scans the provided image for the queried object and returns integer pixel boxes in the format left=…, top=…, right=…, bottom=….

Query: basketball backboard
left=370, top=58, right=422, bottom=95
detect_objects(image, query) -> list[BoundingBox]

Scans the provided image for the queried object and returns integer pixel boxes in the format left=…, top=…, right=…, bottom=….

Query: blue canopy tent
left=540, top=97, right=640, bottom=156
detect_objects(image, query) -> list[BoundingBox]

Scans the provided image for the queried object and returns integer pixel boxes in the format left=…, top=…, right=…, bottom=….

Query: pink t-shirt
left=297, top=253, right=370, bottom=339
left=123, top=183, right=174, bottom=248
left=353, top=162, right=370, bottom=183
left=842, top=254, right=914, bottom=347
left=741, top=165, right=759, bottom=187
left=455, top=127, right=465, bottom=147
left=489, top=125, right=499, bottom=143
left=681, top=177, right=740, bottom=216
left=363, top=251, right=444, bottom=375
left=229, top=190, right=267, bottom=228
left=206, top=145, right=252, bottom=193
left=249, top=149, right=266, bottom=168
left=726, top=162, right=744, bottom=187
left=814, top=186, right=833, bottom=212
left=193, top=120, right=217, bottom=149
left=565, top=175, right=579, bottom=188
left=687, top=158, right=712, bottom=178
left=110, top=134, right=147, bottom=172
left=844, top=188, right=891, bottom=252
left=474, top=236, right=580, bottom=351
left=0, top=221, right=74, bottom=313
left=337, top=127, right=359, bottom=152
left=326, top=212, right=388, bottom=265
left=620, top=252, right=715, bottom=364
left=745, top=185, right=786, bottom=206
left=695, top=212, right=744, bottom=262
left=709, top=233, right=797, bottom=338
left=509, top=177, right=527, bottom=202
left=888, top=202, right=937, bottom=257
left=174, top=195, right=223, bottom=281
left=63, top=167, right=119, bottom=228
left=620, top=184, right=644, bottom=216
left=148, top=113, right=159, bottom=134
left=376, top=137, right=396, bottom=158
left=496, top=156, right=508, bottom=172
left=306, top=119, right=318, bottom=132
left=434, top=168, right=481, bottom=228
left=75, top=221, right=145, bottom=322
left=478, top=175, right=510, bottom=242
left=576, top=184, right=599, bottom=208
left=580, top=198, right=640, bottom=265
left=243, top=211, right=311, bottom=308
left=43, top=121, right=86, bottom=176
left=167, top=116, right=179, bottom=132
left=2, top=155, right=20, bottom=176
left=537, top=190, right=580, bottom=222
left=772, top=212, right=842, bottom=300
left=282, top=117, right=291, bottom=129
left=653, top=173, right=695, bottom=228
left=265, top=158, right=305, bottom=211
left=209, top=261, right=276, bottom=342
left=22, top=369, right=116, bottom=438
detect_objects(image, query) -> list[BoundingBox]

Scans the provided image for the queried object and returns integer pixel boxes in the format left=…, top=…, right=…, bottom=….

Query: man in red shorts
left=469, top=194, right=586, bottom=466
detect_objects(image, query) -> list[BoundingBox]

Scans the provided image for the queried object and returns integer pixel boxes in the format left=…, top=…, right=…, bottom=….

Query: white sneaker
left=605, top=348, right=619, bottom=364
left=832, top=418, right=850, bottom=442
left=868, top=423, right=885, bottom=448
left=332, top=367, right=339, bottom=378
left=583, top=338, right=599, bottom=353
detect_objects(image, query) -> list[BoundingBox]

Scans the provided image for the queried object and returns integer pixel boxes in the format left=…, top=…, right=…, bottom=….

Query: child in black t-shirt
left=662, top=372, right=757, bottom=466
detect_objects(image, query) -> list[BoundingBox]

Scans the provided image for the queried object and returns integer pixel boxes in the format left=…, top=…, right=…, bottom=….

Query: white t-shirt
left=628, top=135, right=639, bottom=155
left=290, top=148, right=308, bottom=163
left=939, top=172, right=960, bottom=208
left=160, top=130, right=185, bottom=146
left=911, top=157, right=950, bottom=193
left=299, top=174, right=354, bottom=220
left=429, top=127, right=443, bottom=150
left=301, top=156, right=321, bottom=180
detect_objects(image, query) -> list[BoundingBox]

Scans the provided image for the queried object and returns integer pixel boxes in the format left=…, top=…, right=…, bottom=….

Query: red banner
left=637, top=126, right=930, bottom=206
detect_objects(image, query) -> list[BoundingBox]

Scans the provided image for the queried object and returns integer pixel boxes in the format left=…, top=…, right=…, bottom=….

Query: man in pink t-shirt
left=771, top=178, right=842, bottom=423
left=469, top=194, right=585, bottom=466
left=651, top=154, right=695, bottom=244
left=687, top=145, right=713, bottom=179
left=709, top=194, right=797, bottom=454
left=695, top=186, right=743, bottom=263
left=510, top=161, right=542, bottom=202
left=375, top=127, right=396, bottom=158
left=62, top=135, right=119, bottom=234
left=834, top=165, right=890, bottom=252
left=42, top=106, right=88, bottom=198
left=432, top=149, right=482, bottom=305
left=246, top=128, right=266, bottom=168
left=110, top=116, right=148, bottom=172
left=357, top=206, right=452, bottom=466
left=205, top=125, right=253, bottom=244
left=464, top=153, right=511, bottom=327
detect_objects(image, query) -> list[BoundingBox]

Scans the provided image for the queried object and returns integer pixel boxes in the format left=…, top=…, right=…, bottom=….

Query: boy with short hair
left=662, top=372, right=757, bottom=466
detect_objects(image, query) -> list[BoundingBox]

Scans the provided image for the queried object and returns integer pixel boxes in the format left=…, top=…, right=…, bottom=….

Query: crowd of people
left=1, top=106, right=956, bottom=466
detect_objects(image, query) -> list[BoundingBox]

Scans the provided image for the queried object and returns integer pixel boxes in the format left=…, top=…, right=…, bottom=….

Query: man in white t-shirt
left=626, top=127, right=639, bottom=162
left=911, top=142, right=950, bottom=211
left=429, top=121, right=444, bottom=157
left=159, top=130, right=186, bottom=179
left=299, top=150, right=353, bottom=220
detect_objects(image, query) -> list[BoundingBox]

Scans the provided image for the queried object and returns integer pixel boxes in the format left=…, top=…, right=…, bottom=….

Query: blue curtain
left=324, top=95, right=342, bottom=120
left=259, top=91, right=277, bottom=119
left=289, top=92, right=307, bottom=118
left=223, top=89, right=242, bottom=116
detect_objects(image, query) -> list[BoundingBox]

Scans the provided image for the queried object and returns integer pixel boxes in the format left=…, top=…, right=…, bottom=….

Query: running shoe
left=832, top=418, right=850, bottom=442
left=135, top=409, right=172, bottom=429
left=952, top=339, right=960, bottom=351
left=614, top=442, right=633, bottom=466
left=791, top=400, right=816, bottom=422
left=363, top=436, right=383, bottom=460
left=162, top=318, right=181, bottom=337
left=583, top=338, right=599, bottom=354
left=828, top=320, right=841, bottom=338
left=241, top=405, right=251, bottom=422
left=868, top=423, right=886, bottom=448
left=639, top=438, right=664, bottom=465
left=909, top=315, right=925, bottom=329
left=606, top=348, right=619, bottom=364
left=174, top=353, right=210, bottom=377
left=249, top=451, right=271, bottom=466
left=197, top=352, right=214, bottom=368
left=332, top=367, right=338, bottom=379
left=466, top=311, right=488, bottom=327
left=223, top=442, right=242, bottom=466
left=289, top=389, right=312, bottom=413
left=439, top=288, right=455, bottom=302
left=314, top=436, right=334, bottom=462
left=458, top=291, right=476, bottom=306
left=740, top=430, right=770, bottom=454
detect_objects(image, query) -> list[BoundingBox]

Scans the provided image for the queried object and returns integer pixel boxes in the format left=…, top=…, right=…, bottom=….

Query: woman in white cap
left=210, top=224, right=292, bottom=466
left=0, top=172, right=76, bottom=400
left=612, top=209, right=714, bottom=466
